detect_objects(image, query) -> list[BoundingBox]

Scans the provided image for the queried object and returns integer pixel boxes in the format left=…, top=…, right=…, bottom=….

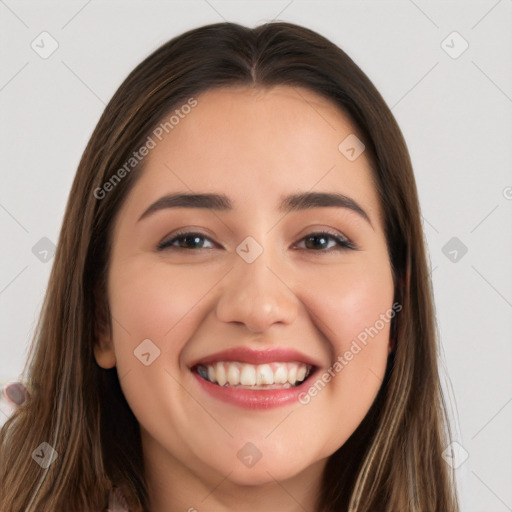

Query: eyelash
left=157, top=229, right=357, bottom=253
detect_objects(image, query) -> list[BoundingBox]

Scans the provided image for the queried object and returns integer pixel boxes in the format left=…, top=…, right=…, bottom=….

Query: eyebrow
left=137, top=191, right=372, bottom=226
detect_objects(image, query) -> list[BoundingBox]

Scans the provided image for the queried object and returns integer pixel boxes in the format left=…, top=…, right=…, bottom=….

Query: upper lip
left=188, top=346, right=322, bottom=368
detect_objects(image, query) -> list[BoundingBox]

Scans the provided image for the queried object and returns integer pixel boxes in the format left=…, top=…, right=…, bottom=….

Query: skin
left=94, top=85, right=395, bottom=512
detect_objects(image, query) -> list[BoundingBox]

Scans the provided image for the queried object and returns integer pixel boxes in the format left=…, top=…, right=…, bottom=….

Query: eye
left=157, top=231, right=215, bottom=251
left=157, top=230, right=357, bottom=252
left=295, top=231, right=357, bottom=252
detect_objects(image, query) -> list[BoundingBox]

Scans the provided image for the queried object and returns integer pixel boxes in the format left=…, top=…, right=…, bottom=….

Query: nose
left=215, top=246, right=298, bottom=334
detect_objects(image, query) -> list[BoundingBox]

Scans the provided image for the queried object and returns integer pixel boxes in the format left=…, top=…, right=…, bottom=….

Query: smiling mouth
left=192, top=361, right=314, bottom=390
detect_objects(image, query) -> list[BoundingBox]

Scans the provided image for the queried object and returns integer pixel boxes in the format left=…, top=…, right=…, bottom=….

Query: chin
left=223, top=463, right=305, bottom=487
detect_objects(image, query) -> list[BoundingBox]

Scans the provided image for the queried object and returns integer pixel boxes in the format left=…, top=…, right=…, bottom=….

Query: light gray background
left=1, top=1, right=511, bottom=511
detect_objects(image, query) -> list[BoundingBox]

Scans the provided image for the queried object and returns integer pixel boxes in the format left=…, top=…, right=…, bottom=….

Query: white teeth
left=273, top=365, right=288, bottom=384
left=215, top=363, right=227, bottom=386
left=240, top=365, right=257, bottom=386
left=256, top=364, right=274, bottom=385
left=197, top=361, right=312, bottom=388
left=296, top=365, right=307, bottom=382
left=287, top=365, right=297, bottom=386
left=227, top=364, right=240, bottom=386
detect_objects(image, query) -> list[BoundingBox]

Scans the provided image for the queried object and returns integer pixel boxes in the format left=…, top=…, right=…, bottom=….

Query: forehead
left=119, top=85, right=382, bottom=224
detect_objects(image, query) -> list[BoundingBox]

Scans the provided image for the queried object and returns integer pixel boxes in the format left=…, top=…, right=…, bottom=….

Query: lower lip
left=192, top=370, right=315, bottom=410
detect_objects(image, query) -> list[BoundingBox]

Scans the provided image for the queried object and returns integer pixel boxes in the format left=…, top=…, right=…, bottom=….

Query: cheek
left=296, top=258, right=394, bottom=428
left=299, top=258, right=394, bottom=351
left=108, top=259, right=217, bottom=347
left=105, top=259, right=216, bottom=435
left=105, top=258, right=220, bottom=421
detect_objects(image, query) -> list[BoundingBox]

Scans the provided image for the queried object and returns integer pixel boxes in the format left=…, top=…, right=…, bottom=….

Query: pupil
left=184, top=235, right=201, bottom=248
left=306, top=235, right=327, bottom=250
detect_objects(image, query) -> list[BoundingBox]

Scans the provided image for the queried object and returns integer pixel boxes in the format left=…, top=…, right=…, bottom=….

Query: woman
left=0, top=21, right=459, bottom=511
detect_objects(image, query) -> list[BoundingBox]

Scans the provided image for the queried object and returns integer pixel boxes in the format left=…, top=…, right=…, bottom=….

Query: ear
left=387, top=337, right=395, bottom=356
left=93, top=283, right=116, bottom=369
left=94, top=332, right=116, bottom=369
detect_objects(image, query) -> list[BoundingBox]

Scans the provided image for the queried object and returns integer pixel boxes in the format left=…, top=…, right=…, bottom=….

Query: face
left=94, top=85, right=395, bottom=490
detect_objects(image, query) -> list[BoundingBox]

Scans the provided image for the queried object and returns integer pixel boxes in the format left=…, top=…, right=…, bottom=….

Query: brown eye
left=296, top=231, right=356, bottom=252
left=158, top=232, right=215, bottom=251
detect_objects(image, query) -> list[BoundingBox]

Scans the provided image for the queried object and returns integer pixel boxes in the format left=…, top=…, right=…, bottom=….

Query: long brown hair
left=0, top=21, right=459, bottom=511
